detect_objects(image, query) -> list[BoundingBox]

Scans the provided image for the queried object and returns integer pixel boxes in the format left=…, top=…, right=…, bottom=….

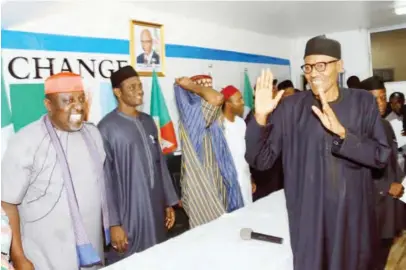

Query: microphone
left=240, top=228, right=283, bottom=244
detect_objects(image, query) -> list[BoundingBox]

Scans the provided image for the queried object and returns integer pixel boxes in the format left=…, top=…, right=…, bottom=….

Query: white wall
left=290, top=29, right=372, bottom=90
left=290, top=28, right=406, bottom=98
left=4, top=1, right=293, bottom=98
left=10, top=2, right=291, bottom=60
left=385, top=81, right=406, bottom=99
left=2, top=2, right=292, bottom=152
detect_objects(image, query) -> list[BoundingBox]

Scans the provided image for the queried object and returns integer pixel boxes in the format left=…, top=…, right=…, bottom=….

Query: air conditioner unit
left=394, top=1, right=406, bottom=15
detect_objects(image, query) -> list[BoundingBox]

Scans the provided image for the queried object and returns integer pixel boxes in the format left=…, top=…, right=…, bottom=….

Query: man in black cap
left=278, top=79, right=298, bottom=98
left=246, top=35, right=391, bottom=270
left=272, top=79, right=278, bottom=90
left=361, top=76, right=405, bottom=269
left=347, top=75, right=361, bottom=89
left=97, top=65, right=178, bottom=264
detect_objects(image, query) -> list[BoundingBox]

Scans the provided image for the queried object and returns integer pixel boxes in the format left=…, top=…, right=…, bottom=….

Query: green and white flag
left=243, top=70, right=254, bottom=118
left=150, top=70, right=178, bottom=154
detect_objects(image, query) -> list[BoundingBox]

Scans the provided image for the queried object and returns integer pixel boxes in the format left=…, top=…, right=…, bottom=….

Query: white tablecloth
left=105, top=190, right=293, bottom=270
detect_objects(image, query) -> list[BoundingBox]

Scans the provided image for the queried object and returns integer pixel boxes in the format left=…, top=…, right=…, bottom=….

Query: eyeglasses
left=301, top=60, right=338, bottom=74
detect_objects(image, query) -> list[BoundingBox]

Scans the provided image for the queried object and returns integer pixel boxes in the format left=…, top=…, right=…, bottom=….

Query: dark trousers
left=251, top=157, right=284, bottom=201
left=375, top=238, right=394, bottom=270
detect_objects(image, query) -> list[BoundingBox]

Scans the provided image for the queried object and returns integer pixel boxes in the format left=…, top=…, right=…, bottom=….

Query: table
left=104, top=190, right=293, bottom=270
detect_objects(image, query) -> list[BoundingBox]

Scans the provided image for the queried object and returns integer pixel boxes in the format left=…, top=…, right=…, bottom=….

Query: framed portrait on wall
left=130, top=20, right=165, bottom=77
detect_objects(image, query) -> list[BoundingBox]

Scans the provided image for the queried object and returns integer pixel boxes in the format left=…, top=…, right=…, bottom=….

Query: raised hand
left=254, top=69, right=284, bottom=120
left=175, top=77, right=195, bottom=91
left=311, top=87, right=346, bottom=138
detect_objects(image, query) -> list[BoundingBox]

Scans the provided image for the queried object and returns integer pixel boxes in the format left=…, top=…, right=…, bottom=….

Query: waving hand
left=254, top=69, right=284, bottom=125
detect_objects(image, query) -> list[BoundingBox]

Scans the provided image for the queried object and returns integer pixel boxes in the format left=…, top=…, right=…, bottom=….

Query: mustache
left=310, top=77, right=323, bottom=81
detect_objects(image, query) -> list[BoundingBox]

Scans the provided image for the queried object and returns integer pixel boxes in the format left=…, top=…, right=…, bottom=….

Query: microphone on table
left=240, top=228, right=283, bottom=244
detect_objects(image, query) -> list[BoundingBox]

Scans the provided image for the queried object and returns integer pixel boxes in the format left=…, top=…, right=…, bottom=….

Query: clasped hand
left=311, top=84, right=346, bottom=138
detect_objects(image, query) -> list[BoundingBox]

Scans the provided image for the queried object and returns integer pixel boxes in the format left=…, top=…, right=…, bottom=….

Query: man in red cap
left=1, top=72, right=110, bottom=270
left=174, top=76, right=254, bottom=228
left=221, top=85, right=255, bottom=205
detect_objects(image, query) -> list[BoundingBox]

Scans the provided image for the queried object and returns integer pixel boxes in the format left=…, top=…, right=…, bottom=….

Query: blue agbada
left=98, top=110, right=179, bottom=265
left=246, top=88, right=391, bottom=270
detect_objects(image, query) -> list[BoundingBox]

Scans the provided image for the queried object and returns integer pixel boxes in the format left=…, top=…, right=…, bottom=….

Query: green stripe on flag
left=150, top=70, right=170, bottom=127
left=9, top=84, right=47, bottom=132
left=243, top=71, right=254, bottom=110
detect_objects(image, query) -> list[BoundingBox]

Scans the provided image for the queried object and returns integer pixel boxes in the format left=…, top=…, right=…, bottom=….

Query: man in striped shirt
left=174, top=75, right=245, bottom=228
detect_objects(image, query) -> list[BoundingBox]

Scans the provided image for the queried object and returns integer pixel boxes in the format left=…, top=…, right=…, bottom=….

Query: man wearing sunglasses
left=246, top=35, right=391, bottom=270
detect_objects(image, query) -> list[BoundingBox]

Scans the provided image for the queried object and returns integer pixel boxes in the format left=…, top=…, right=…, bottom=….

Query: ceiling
left=134, top=1, right=406, bottom=37
left=2, top=1, right=406, bottom=38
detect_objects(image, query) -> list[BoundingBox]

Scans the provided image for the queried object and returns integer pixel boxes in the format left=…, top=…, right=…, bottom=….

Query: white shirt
left=223, top=116, right=253, bottom=206
left=143, top=51, right=154, bottom=64
left=386, top=111, right=406, bottom=148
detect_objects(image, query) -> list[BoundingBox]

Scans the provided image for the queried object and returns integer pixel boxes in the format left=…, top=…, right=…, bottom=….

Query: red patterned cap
left=45, top=72, right=84, bottom=94
left=221, top=85, right=240, bottom=100
left=190, top=75, right=212, bottom=87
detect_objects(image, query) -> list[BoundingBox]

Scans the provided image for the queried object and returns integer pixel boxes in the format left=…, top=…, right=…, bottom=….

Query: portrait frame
left=130, top=20, right=166, bottom=77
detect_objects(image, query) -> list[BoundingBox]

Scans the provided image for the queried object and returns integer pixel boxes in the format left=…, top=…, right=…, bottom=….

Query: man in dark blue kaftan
left=245, top=36, right=391, bottom=270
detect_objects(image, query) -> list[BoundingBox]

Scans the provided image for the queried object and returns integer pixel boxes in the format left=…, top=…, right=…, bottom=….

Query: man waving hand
left=246, top=35, right=391, bottom=270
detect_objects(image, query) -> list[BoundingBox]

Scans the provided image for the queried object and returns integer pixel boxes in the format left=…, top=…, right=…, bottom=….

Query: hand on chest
left=300, top=102, right=363, bottom=131
left=293, top=103, right=365, bottom=147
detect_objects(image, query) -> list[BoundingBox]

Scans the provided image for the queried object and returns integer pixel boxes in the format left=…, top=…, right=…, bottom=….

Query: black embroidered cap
left=304, top=35, right=341, bottom=59
left=110, top=65, right=139, bottom=88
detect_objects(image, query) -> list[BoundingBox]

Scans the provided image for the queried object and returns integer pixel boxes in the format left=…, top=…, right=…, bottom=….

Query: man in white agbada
left=1, top=72, right=110, bottom=270
left=220, top=85, right=255, bottom=205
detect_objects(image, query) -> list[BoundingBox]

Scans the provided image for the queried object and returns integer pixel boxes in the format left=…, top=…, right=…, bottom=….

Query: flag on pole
left=243, top=71, right=254, bottom=118
left=150, top=70, right=178, bottom=154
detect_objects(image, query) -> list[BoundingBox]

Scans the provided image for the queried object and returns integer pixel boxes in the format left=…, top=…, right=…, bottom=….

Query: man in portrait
left=136, top=29, right=160, bottom=65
